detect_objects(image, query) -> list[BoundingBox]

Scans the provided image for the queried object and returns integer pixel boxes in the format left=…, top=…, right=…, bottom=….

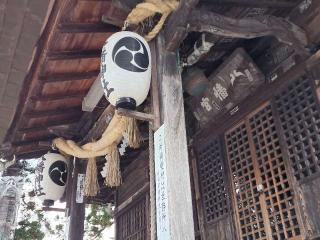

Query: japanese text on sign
left=154, top=125, right=170, bottom=240
left=76, top=174, right=85, bottom=203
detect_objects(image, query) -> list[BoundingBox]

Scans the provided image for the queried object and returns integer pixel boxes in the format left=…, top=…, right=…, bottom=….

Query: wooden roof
left=1, top=0, right=127, bottom=160
left=2, top=0, right=320, bottom=160
left=0, top=0, right=50, bottom=143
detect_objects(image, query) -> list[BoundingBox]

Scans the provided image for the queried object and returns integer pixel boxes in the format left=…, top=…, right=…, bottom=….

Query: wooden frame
left=192, top=51, right=320, bottom=240
left=195, top=50, right=320, bottom=139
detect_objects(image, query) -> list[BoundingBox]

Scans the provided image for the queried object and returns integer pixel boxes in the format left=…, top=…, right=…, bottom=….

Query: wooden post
left=155, top=33, right=195, bottom=239
left=67, top=159, right=86, bottom=240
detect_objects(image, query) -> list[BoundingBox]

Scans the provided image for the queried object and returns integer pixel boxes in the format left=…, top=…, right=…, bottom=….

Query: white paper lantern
left=100, top=31, right=151, bottom=109
left=35, top=153, right=68, bottom=202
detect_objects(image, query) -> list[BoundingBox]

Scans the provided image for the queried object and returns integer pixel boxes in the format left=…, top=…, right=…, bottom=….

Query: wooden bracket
left=116, top=108, right=155, bottom=122
left=188, top=9, right=309, bottom=56
left=48, top=124, right=80, bottom=139
left=82, top=74, right=104, bottom=112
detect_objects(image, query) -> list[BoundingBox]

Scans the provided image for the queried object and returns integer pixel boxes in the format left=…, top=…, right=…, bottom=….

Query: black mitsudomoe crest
left=49, top=161, right=67, bottom=187
left=112, top=37, right=149, bottom=73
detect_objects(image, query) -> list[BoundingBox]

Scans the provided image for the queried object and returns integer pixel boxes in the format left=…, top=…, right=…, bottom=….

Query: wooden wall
left=191, top=2, right=320, bottom=239
left=116, top=151, right=149, bottom=206
left=115, top=150, right=150, bottom=240
left=193, top=66, right=320, bottom=240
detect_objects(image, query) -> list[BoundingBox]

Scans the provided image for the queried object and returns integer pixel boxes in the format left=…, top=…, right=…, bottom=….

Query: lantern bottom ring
left=43, top=199, right=54, bottom=207
left=116, top=97, right=136, bottom=110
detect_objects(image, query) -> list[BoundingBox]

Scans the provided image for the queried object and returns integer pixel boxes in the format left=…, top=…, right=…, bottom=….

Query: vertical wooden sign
left=154, top=124, right=170, bottom=240
left=76, top=173, right=85, bottom=204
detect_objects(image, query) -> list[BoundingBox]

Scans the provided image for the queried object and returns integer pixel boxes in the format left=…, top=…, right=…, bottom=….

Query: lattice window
left=275, top=77, right=320, bottom=182
left=226, top=122, right=266, bottom=240
left=116, top=195, right=148, bottom=240
left=197, top=137, right=230, bottom=223
left=249, top=105, right=301, bottom=240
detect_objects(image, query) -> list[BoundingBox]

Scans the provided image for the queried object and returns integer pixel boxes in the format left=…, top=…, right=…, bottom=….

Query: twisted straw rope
left=124, top=0, right=179, bottom=41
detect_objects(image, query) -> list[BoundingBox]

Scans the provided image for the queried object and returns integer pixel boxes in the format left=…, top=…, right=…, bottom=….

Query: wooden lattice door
left=116, top=193, right=149, bottom=240
left=225, top=103, right=303, bottom=240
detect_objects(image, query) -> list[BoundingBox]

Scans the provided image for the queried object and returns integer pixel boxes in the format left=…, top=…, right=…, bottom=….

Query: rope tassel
left=105, top=145, right=122, bottom=187
left=124, top=117, right=141, bottom=149
left=84, top=157, right=99, bottom=196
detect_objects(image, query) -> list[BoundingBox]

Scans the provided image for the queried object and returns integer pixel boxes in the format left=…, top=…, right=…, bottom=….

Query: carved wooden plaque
left=190, top=48, right=265, bottom=125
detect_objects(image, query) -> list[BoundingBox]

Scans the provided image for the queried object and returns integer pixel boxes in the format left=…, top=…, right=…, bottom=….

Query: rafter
left=24, top=107, right=81, bottom=118
left=19, top=119, right=79, bottom=134
left=48, top=124, right=81, bottom=138
left=30, top=92, right=86, bottom=102
left=164, top=0, right=199, bottom=51
left=58, top=22, right=118, bottom=33
left=39, top=70, right=99, bottom=83
left=47, top=49, right=101, bottom=60
left=16, top=148, right=50, bottom=160
left=81, top=104, right=115, bottom=144
left=12, top=136, right=56, bottom=147
left=201, top=0, right=297, bottom=8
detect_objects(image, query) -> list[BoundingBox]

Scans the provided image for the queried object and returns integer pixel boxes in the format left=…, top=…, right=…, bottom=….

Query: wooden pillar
left=67, top=159, right=85, bottom=240
left=155, top=33, right=195, bottom=239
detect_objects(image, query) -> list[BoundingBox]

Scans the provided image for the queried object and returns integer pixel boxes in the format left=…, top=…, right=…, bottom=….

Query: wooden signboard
left=190, top=48, right=265, bottom=125
left=76, top=173, right=85, bottom=204
left=154, top=125, right=170, bottom=240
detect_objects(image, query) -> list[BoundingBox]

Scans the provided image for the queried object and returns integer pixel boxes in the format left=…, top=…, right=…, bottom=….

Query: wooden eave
left=2, top=0, right=125, bottom=160
left=3, top=0, right=318, bottom=160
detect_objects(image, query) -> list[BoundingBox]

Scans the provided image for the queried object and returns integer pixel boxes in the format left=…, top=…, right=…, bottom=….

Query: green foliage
left=14, top=166, right=65, bottom=240
left=14, top=220, right=45, bottom=240
left=86, top=204, right=113, bottom=240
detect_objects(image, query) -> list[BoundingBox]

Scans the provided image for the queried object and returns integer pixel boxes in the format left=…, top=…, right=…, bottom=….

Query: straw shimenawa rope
left=53, top=0, right=174, bottom=197
left=52, top=112, right=140, bottom=196
left=124, top=0, right=180, bottom=41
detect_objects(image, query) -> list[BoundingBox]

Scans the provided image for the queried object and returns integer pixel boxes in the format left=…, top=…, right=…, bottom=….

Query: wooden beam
left=16, top=148, right=51, bottom=160
left=82, top=74, right=104, bottom=112
left=47, top=49, right=101, bottom=60
left=39, top=141, right=53, bottom=147
left=164, top=0, right=199, bottom=51
left=24, top=107, right=81, bottom=118
left=0, top=143, right=12, bottom=152
left=150, top=41, right=161, bottom=130
left=42, top=207, right=66, bottom=212
left=30, top=92, right=86, bottom=102
left=197, top=50, right=320, bottom=138
left=148, top=40, right=161, bottom=240
left=67, top=160, right=85, bottom=240
left=116, top=108, right=154, bottom=122
left=115, top=182, right=149, bottom=214
left=101, top=3, right=128, bottom=28
left=189, top=147, right=206, bottom=239
left=201, top=0, right=297, bottom=8
left=81, top=104, right=115, bottom=144
left=12, top=136, right=55, bottom=147
left=19, top=119, right=79, bottom=134
left=188, top=9, right=308, bottom=55
left=58, top=22, right=119, bottom=33
left=39, top=70, right=99, bottom=83
left=48, top=124, right=80, bottom=138
left=155, top=33, right=195, bottom=239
